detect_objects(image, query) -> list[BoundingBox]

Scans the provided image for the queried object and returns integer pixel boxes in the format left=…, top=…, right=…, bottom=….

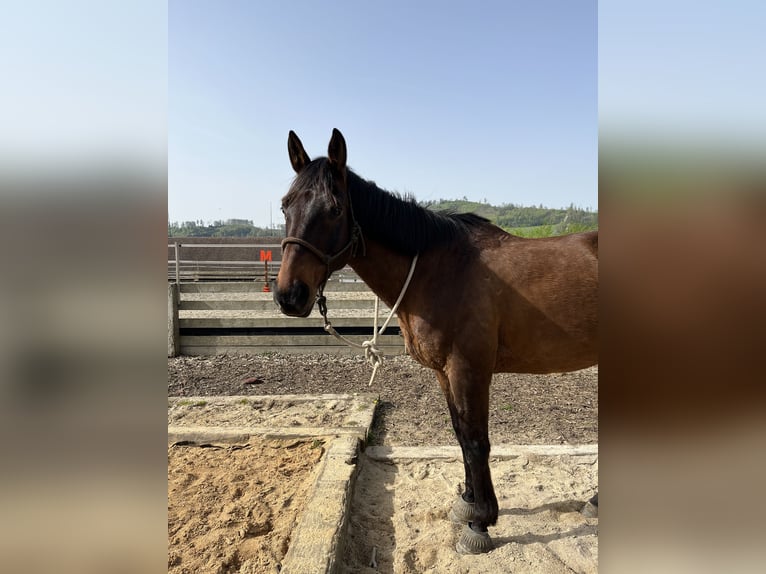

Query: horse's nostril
left=275, top=280, right=310, bottom=315
left=293, top=281, right=309, bottom=304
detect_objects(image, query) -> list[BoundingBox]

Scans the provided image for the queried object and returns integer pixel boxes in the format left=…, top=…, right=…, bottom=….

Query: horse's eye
left=330, top=206, right=342, bottom=217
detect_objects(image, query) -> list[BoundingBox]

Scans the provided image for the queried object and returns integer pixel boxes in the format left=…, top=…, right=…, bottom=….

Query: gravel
left=168, top=353, right=597, bottom=447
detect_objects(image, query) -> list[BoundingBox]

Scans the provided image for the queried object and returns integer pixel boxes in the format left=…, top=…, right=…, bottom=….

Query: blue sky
left=169, top=1, right=597, bottom=226
left=0, top=0, right=166, bottom=164
left=599, top=0, right=766, bottom=143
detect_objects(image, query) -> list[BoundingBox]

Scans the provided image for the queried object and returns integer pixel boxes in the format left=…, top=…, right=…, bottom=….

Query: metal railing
left=168, top=243, right=281, bottom=283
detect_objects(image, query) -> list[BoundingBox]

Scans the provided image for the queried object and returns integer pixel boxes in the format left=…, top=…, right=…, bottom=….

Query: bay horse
left=274, top=129, right=598, bottom=554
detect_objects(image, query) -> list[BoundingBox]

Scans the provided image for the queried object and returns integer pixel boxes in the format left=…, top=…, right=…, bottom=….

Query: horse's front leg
left=436, top=372, right=476, bottom=522
left=445, top=367, right=497, bottom=554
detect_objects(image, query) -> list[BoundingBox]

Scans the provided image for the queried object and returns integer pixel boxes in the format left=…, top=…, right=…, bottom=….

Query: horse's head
left=274, top=128, right=360, bottom=317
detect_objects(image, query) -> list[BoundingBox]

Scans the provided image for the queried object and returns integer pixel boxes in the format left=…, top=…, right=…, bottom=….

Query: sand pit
left=168, top=438, right=324, bottom=574
left=342, top=447, right=598, bottom=573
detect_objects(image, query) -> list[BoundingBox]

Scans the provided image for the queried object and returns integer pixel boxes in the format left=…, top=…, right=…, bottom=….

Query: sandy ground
left=343, top=452, right=598, bottom=573
left=167, top=439, right=324, bottom=574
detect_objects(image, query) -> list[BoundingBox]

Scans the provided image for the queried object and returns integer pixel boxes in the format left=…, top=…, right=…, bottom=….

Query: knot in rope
left=361, top=339, right=384, bottom=364
left=362, top=338, right=384, bottom=373
left=317, top=254, right=419, bottom=386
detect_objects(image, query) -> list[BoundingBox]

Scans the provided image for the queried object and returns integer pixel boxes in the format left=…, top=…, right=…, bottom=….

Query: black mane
left=285, top=159, right=335, bottom=207
left=346, top=166, right=489, bottom=256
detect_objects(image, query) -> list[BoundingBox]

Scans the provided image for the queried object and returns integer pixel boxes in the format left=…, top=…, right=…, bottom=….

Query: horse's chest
left=400, top=320, right=448, bottom=370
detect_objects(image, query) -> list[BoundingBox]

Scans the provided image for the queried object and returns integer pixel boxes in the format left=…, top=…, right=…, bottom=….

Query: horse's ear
left=288, top=130, right=310, bottom=173
left=327, top=128, right=347, bottom=172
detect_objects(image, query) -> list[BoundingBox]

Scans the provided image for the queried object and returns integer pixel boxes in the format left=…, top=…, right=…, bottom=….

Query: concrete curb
left=365, top=444, right=598, bottom=462
left=169, top=393, right=379, bottom=404
left=280, top=435, right=360, bottom=574
left=168, top=425, right=369, bottom=444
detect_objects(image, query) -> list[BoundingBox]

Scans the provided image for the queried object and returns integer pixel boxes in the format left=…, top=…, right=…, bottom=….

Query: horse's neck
left=349, top=240, right=417, bottom=310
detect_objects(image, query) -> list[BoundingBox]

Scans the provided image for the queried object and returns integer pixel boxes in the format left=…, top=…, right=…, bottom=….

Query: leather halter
left=280, top=199, right=366, bottom=282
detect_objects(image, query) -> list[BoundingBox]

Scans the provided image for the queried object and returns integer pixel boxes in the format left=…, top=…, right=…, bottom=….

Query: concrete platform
left=365, top=444, right=598, bottom=462
left=168, top=393, right=378, bottom=444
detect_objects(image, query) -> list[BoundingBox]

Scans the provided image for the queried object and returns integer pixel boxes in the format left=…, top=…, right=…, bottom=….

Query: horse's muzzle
left=274, top=279, right=313, bottom=317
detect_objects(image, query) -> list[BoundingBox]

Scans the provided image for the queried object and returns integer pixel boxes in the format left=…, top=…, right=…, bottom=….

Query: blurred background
left=1, top=1, right=764, bottom=572
left=0, top=1, right=167, bottom=572
left=599, top=1, right=766, bottom=572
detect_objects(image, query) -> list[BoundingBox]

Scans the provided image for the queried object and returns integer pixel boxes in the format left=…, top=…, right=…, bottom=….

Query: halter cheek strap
left=281, top=220, right=364, bottom=281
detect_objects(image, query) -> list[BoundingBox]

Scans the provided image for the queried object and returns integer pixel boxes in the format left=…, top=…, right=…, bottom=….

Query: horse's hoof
left=455, top=523, right=493, bottom=554
left=580, top=500, right=598, bottom=518
left=449, top=496, right=476, bottom=524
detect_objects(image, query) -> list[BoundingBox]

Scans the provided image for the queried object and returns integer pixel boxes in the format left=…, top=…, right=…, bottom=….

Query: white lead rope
left=323, top=254, right=419, bottom=386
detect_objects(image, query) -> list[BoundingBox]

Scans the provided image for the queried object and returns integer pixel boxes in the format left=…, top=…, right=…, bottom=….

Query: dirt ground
left=167, top=439, right=323, bottom=574
left=168, top=354, right=598, bottom=447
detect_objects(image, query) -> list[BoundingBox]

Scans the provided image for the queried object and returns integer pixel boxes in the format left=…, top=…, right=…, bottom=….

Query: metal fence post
left=168, top=282, right=180, bottom=357
left=174, top=243, right=180, bottom=284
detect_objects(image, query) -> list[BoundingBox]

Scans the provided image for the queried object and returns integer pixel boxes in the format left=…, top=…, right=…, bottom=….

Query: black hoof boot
left=581, top=494, right=598, bottom=518
left=449, top=496, right=476, bottom=524
left=455, top=522, right=493, bottom=554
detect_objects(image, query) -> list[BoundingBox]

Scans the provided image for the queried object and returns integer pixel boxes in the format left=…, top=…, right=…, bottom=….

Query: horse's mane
left=346, top=167, right=489, bottom=256
left=285, top=159, right=337, bottom=207
left=285, top=158, right=490, bottom=256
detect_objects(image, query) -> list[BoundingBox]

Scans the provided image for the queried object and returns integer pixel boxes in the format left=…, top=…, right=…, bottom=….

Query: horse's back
left=478, top=229, right=598, bottom=373
left=581, top=229, right=598, bottom=257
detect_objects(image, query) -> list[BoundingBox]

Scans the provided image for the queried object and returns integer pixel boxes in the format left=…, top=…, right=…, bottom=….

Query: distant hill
left=420, top=199, right=598, bottom=237
left=168, top=219, right=284, bottom=238
left=169, top=202, right=597, bottom=239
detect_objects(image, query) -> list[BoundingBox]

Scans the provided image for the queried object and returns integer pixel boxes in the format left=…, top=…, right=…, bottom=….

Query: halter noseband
left=280, top=221, right=363, bottom=280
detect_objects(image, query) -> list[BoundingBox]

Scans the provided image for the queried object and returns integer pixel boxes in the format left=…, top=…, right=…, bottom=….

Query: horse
left=274, top=129, right=598, bottom=554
